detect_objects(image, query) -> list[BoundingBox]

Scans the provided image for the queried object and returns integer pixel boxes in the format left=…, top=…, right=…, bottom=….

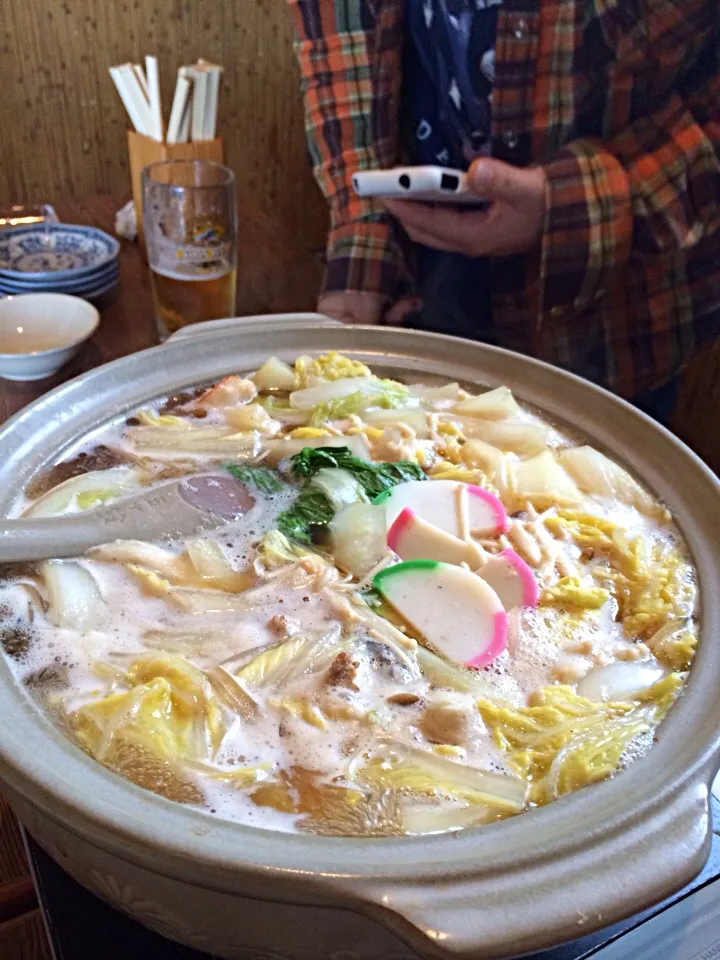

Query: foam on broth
left=0, top=358, right=697, bottom=836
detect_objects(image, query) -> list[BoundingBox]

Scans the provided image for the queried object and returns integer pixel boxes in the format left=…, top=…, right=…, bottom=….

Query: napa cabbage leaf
left=541, top=576, right=610, bottom=610
left=359, top=742, right=528, bottom=813
left=478, top=676, right=683, bottom=804
left=294, top=351, right=372, bottom=387
left=308, top=379, right=413, bottom=426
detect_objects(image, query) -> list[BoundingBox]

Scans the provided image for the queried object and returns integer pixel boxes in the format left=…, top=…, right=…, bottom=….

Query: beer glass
left=142, top=160, right=237, bottom=338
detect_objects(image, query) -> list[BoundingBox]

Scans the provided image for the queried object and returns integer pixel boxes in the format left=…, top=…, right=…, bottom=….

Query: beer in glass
left=142, top=160, right=237, bottom=338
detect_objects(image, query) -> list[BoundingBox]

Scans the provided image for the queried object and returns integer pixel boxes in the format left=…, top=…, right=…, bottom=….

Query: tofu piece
left=419, top=694, right=473, bottom=746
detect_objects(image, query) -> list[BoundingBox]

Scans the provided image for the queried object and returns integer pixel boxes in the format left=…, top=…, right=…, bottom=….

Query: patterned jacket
left=289, top=0, right=720, bottom=397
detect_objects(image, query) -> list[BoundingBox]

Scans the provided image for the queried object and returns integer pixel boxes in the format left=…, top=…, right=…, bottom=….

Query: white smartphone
left=352, top=166, right=486, bottom=206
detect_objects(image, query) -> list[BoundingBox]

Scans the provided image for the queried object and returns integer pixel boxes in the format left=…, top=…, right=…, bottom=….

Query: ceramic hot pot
left=0, top=318, right=718, bottom=960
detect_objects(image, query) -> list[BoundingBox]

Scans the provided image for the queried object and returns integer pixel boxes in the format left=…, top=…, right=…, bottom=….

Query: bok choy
left=223, top=462, right=283, bottom=494
left=277, top=446, right=425, bottom=543
left=288, top=446, right=425, bottom=496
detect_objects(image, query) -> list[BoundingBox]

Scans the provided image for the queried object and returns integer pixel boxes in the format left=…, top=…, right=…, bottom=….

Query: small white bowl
left=0, top=293, right=99, bottom=381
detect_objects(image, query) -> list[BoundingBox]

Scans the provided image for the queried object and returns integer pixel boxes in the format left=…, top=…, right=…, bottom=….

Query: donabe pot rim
left=0, top=323, right=718, bottom=956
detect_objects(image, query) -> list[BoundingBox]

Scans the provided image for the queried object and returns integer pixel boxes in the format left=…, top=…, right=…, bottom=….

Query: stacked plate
left=0, top=224, right=120, bottom=300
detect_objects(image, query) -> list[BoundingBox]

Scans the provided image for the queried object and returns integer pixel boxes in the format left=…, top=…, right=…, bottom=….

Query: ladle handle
left=0, top=481, right=210, bottom=562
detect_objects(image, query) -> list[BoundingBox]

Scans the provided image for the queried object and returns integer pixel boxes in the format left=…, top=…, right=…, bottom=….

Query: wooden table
left=0, top=192, right=323, bottom=960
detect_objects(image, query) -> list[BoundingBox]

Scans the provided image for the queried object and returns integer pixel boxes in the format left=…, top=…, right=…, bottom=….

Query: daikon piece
left=559, top=445, right=662, bottom=517
left=457, top=419, right=549, bottom=457
left=515, top=451, right=583, bottom=509
left=452, top=386, right=520, bottom=420
left=330, top=502, right=387, bottom=578
left=252, top=356, right=296, bottom=392
left=576, top=662, right=666, bottom=701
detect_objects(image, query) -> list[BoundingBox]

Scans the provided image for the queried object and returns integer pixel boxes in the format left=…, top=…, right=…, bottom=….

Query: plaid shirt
left=289, top=0, right=720, bottom=397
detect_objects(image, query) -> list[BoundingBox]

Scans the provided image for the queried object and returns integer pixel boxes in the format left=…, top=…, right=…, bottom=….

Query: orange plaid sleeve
left=288, top=0, right=410, bottom=302
left=540, top=82, right=720, bottom=317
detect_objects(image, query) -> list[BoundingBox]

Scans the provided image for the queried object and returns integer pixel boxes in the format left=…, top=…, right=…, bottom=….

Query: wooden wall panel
left=0, top=0, right=328, bottom=253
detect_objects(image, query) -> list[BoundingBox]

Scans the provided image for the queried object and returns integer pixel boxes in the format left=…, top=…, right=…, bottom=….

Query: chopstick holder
left=127, top=131, right=224, bottom=245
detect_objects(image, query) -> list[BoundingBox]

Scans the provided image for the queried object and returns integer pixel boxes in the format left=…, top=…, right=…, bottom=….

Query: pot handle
left=164, top=313, right=342, bottom=344
left=360, top=780, right=711, bottom=959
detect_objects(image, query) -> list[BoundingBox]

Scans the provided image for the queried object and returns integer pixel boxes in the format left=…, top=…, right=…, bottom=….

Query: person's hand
left=383, top=158, right=547, bottom=258
left=318, top=291, right=422, bottom=326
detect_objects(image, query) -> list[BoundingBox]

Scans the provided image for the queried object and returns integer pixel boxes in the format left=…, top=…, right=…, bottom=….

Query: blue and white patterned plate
left=0, top=224, right=120, bottom=279
left=0, top=278, right=119, bottom=298
left=0, top=276, right=120, bottom=303
left=83, top=277, right=120, bottom=302
left=0, top=262, right=119, bottom=293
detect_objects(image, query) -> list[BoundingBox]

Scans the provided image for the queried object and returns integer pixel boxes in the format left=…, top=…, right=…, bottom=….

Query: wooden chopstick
left=111, top=56, right=223, bottom=142
left=145, top=55, right=164, bottom=142
left=178, top=66, right=195, bottom=142
left=198, top=61, right=222, bottom=140
left=190, top=66, right=208, bottom=142
left=132, top=63, right=150, bottom=102
left=109, top=64, right=150, bottom=136
left=166, top=72, right=191, bottom=144
left=122, top=64, right=154, bottom=136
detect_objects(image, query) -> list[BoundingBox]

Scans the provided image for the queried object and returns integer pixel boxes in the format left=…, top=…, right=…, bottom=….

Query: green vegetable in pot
left=223, top=462, right=283, bottom=495
left=288, top=446, right=425, bottom=498
left=277, top=489, right=335, bottom=544
left=308, top=468, right=368, bottom=510
left=277, top=446, right=425, bottom=543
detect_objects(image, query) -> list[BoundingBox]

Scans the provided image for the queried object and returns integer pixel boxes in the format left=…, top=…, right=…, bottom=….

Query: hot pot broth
left=0, top=353, right=697, bottom=836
